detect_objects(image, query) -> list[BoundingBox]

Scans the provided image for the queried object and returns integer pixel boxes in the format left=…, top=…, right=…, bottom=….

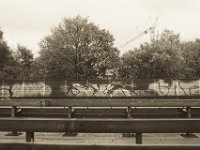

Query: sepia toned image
left=0, top=0, right=200, bottom=149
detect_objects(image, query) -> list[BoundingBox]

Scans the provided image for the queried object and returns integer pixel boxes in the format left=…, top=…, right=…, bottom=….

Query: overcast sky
left=1, top=0, right=200, bottom=56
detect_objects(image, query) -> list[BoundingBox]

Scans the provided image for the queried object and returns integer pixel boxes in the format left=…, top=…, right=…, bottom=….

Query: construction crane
left=120, top=18, right=158, bottom=48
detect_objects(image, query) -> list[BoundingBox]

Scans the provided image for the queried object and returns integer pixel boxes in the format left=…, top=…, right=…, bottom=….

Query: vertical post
left=63, top=107, right=78, bottom=136
left=11, top=106, right=18, bottom=136
left=26, top=132, right=34, bottom=142
left=11, top=106, right=17, bottom=117
left=136, top=132, right=142, bottom=144
left=5, top=106, right=22, bottom=136
left=186, top=106, right=192, bottom=118
left=127, top=107, right=131, bottom=118
left=185, top=106, right=192, bottom=137
left=68, top=106, right=72, bottom=118
left=181, top=106, right=197, bottom=138
left=122, top=107, right=134, bottom=137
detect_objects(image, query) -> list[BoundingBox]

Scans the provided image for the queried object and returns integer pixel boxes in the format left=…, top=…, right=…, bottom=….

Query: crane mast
left=121, top=18, right=158, bottom=48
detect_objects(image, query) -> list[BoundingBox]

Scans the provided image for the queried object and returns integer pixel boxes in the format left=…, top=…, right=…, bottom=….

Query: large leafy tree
left=14, top=45, right=34, bottom=80
left=181, top=39, right=200, bottom=78
left=120, top=30, right=184, bottom=79
left=0, top=29, right=16, bottom=80
left=37, top=16, right=120, bottom=80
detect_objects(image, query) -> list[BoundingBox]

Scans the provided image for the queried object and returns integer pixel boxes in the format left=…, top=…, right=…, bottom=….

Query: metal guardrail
left=0, top=107, right=192, bottom=118
left=0, top=97, right=200, bottom=107
left=0, top=118, right=200, bottom=133
left=0, top=97, right=199, bottom=145
left=1, top=117, right=200, bottom=144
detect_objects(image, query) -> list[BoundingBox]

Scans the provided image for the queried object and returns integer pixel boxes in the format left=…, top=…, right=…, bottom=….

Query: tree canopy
left=37, top=16, right=120, bottom=80
left=119, top=30, right=199, bottom=79
left=0, top=30, right=16, bottom=80
left=181, top=39, right=200, bottom=78
left=13, top=45, right=34, bottom=80
left=1, top=17, right=200, bottom=81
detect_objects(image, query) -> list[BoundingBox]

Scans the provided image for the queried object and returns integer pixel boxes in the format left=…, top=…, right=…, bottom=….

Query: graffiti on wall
left=0, top=81, right=52, bottom=98
left=0, top=79, right=199, bottom=98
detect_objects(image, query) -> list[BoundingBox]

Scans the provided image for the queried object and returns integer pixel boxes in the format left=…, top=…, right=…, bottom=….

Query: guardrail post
left=122, top=107, right=135, bottom=137
left=26, top=132, right=34, bottom=142
left=185, top=106, right=191, bottom=137
left=186, top=106, right=192, bottom=118
left=11, top=106, right=17, bottom=117
left=136, top=132, right=142, bottom=144
left=5, top=106, right=22, bottom=136
left=127, top=107, right=131, bottom=118
left=181, top=106, right=197, bottom=138
left=68, top=106, right=72, bottom=118
left=63, top=107, right=78, bottom=136
left=185, top=106, right=195, bottom=137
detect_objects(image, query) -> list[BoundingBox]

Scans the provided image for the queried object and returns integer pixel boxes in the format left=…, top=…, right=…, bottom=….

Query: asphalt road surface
left=0, top=132, right=200, bottom=144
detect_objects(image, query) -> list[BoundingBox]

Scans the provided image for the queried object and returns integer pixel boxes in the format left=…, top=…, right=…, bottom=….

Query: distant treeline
left=0, top=16, right=200, bottom=81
